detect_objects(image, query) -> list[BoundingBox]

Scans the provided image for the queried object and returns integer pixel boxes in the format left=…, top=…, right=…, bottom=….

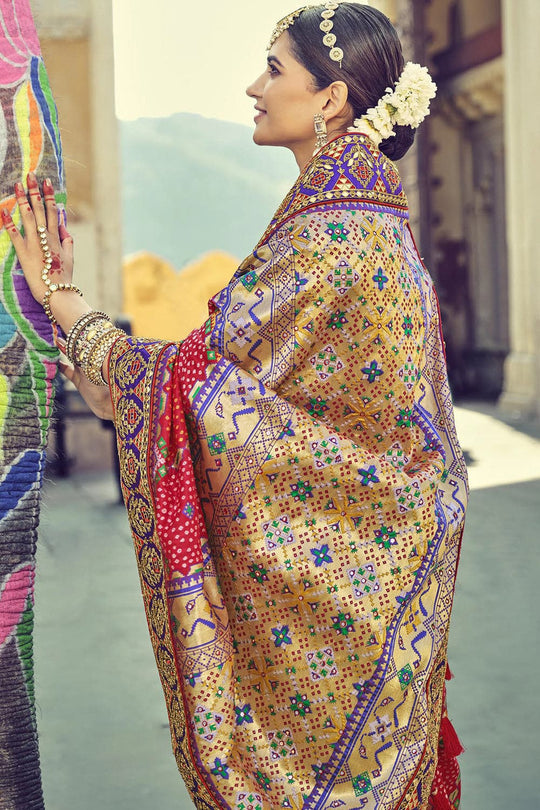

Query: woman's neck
left=291, top=125, right=349, bottom=172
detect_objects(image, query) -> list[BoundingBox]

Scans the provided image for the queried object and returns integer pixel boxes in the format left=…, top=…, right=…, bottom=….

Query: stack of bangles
left=65, top=311, right=125, bottom=386
left=39, top=226, right=124, bottom=386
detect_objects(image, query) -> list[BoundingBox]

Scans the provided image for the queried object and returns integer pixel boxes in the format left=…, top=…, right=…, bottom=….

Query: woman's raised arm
left=2, top=174, right=115, bottom=419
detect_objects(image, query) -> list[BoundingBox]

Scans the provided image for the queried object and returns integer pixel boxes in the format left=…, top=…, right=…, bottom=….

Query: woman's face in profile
left=246, top=31, right=324, bottom=153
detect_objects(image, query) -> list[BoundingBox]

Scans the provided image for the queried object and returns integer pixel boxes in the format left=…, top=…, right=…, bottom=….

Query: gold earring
left=314, top=113, right=328, bottom=151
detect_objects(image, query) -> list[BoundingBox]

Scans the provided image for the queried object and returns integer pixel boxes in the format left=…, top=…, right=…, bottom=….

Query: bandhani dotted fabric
left=110, top=133, right=468, bottom=809
left=0, top=1, right=65, bottom=806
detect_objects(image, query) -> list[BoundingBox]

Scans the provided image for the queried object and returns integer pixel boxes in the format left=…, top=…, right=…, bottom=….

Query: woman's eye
left=268, top=64, right=279, bottom=76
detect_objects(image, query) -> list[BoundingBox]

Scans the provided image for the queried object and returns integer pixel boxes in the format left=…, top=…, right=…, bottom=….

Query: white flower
left=348, top=61, right=437, bottom=146
left=351, top=118, right=384, bottom=147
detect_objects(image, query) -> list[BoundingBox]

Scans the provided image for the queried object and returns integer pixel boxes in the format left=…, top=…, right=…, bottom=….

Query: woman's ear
left=322, top=81, right=350, bottom=122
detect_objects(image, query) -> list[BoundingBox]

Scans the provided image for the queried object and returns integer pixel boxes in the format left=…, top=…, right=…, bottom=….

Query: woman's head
left=286, top=3, right=414, bottom=160
left=246, top=2, right=415, bottom=166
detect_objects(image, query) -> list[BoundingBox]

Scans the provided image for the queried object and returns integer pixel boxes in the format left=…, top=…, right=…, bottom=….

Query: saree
left=109, top=133, right=468, bottom=809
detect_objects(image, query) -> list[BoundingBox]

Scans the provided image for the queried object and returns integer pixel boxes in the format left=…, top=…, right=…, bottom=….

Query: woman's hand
left=3, top=174, right=114, bottom=420
left=58, top=354, right=114, bottom=421
left=2, top=173, right=73, bottom=304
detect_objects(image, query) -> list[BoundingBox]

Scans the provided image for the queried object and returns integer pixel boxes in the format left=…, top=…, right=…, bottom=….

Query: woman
left=3, top=3, right=468, bottom=808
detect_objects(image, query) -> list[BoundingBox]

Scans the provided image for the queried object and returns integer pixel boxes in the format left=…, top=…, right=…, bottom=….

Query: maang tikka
left=268, top=1, right=346, bottom=68
left=319, top=1, right=344, bottom=67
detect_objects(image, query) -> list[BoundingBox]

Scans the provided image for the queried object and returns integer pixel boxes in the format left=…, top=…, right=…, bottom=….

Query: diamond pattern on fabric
left=311, top=436, right=343, bottom=468
left=261, top=515, right=296, bottom=550
left=348, top=562, right=381, bottom=598
left=309, top=344, right=345, bottom=381
left=267, top=729, right=298, bottom=759
left=306, top=648, right=339, bottom=681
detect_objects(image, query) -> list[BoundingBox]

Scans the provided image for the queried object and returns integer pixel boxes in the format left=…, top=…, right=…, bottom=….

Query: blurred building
left=123, top=251, right=237, bottom=341
left=384, top=0, right=540, bottom=419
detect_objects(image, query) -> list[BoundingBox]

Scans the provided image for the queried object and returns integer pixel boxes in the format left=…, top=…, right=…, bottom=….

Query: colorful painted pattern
left=110, top=134, right=468, bottom=809
left=0, top=1, right=64, bottom=805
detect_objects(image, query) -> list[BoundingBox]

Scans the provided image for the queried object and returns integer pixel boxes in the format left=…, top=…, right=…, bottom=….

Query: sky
left=111, top=0, right=307, bottom=127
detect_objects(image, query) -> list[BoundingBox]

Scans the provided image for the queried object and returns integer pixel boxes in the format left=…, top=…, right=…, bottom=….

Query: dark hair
left=287, top=4, right=415, bottom=161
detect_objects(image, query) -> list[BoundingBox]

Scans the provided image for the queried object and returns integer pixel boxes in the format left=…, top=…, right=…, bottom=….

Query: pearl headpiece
left=319, top=1, right=344, bottom=67
left=268, top=8, right=306, bottom=49
left=268, top=1, right=349, bottom=67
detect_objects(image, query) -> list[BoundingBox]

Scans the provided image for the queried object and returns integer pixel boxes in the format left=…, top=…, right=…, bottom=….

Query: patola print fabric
left=109, top=133, right=467, bottom=810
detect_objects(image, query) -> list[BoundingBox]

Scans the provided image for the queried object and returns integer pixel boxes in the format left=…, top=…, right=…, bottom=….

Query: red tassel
left=441, top=716, right=464, bottom=758
left=445, top=663, right=454, bottom=680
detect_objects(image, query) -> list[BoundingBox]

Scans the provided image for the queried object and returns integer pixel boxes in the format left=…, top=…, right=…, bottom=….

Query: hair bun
left=379, top=125, right=415, bottom=161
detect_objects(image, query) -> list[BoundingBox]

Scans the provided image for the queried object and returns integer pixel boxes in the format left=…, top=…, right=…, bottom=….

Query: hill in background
left=120, top=113, right=296, bottom=270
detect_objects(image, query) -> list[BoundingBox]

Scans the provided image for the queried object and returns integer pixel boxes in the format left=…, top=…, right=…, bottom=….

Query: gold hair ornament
left=268, top=1, right=347, bottom=66
left=319, top=1, right=344, bottom=67
left=268, top=8, right=306, bottom=49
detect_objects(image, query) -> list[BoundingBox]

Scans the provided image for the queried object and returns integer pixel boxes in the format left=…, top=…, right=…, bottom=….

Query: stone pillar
left=395, top=0, right=435, bottom=275
left=32, top=0, right=122, bottom=317
left=499, top=0, right=540, bottom=418
left=90, top=0, right=122, bottom=316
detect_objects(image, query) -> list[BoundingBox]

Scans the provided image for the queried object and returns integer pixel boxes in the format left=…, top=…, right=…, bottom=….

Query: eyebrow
left=267, top=55, right=285, bottom=68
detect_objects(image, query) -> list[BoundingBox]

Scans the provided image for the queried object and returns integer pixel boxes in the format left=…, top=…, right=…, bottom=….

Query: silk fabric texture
left=109, top=133, right=468, bottom=810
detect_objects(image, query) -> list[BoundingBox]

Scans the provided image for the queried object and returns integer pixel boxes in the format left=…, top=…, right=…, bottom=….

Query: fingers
left=43, top=178, right=59, bottom=240
left=14, top=181, right=38, bottom=244
left=1, top=208, right=26, bottom=254
left=59, top=225, right=73, bottom=267
left=55, top=336, right=67, bottom=353
left=58, top=222, right=73, bottom=246
left=26, top=172, right=46, bottom=230
left=58, top=359, right=79, bottom=387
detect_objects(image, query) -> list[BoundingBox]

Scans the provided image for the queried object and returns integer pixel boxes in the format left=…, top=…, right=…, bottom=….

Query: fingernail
left=15, top=182, right=24, bottom=195
left=2, top=208, right=10, bottom=220
left=44, top=178, right=52, bottom=190
left=27, top=172, right=37, bottom=185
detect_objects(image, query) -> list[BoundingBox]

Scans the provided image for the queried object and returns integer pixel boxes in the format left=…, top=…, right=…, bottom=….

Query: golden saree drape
left=109, top=134, right=467, bottom=810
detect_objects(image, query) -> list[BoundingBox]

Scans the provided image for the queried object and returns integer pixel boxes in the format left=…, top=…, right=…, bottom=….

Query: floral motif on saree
left=109, top=134, right=467, bottom=809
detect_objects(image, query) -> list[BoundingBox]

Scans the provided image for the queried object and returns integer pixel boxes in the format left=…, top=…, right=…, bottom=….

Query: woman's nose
left=246, top=73, right=263, bottom=99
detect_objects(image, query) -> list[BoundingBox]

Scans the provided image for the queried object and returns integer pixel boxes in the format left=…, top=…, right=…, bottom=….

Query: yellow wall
left=123, top=251, right=239, bottom=341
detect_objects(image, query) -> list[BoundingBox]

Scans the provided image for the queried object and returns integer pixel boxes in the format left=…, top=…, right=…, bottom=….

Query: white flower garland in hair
left=348, top=62, right=437, bottom=147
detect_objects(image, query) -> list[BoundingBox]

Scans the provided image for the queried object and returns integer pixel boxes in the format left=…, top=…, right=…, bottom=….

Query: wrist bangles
left=64, top=310, right=125, bottom=386
left=38, top=226, right=125, bottom=385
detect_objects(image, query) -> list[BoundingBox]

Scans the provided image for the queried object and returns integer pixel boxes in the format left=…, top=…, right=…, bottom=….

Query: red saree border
left=108, top=337, right=223, bottom=809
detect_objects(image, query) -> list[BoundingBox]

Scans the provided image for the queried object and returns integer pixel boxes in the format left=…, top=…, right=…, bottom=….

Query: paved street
left=34, top=402, right=540, bottom=810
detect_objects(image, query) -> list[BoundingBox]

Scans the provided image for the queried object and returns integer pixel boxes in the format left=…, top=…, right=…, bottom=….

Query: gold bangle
left=65, top=310, right=110, bottom=363
left=78, top=321, right=115, bottom=371
left=74, top=319, right=114, bottom=367
left=82, top=327, right=125, bottom=386
left=42, top=283, right=83, bottom=324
